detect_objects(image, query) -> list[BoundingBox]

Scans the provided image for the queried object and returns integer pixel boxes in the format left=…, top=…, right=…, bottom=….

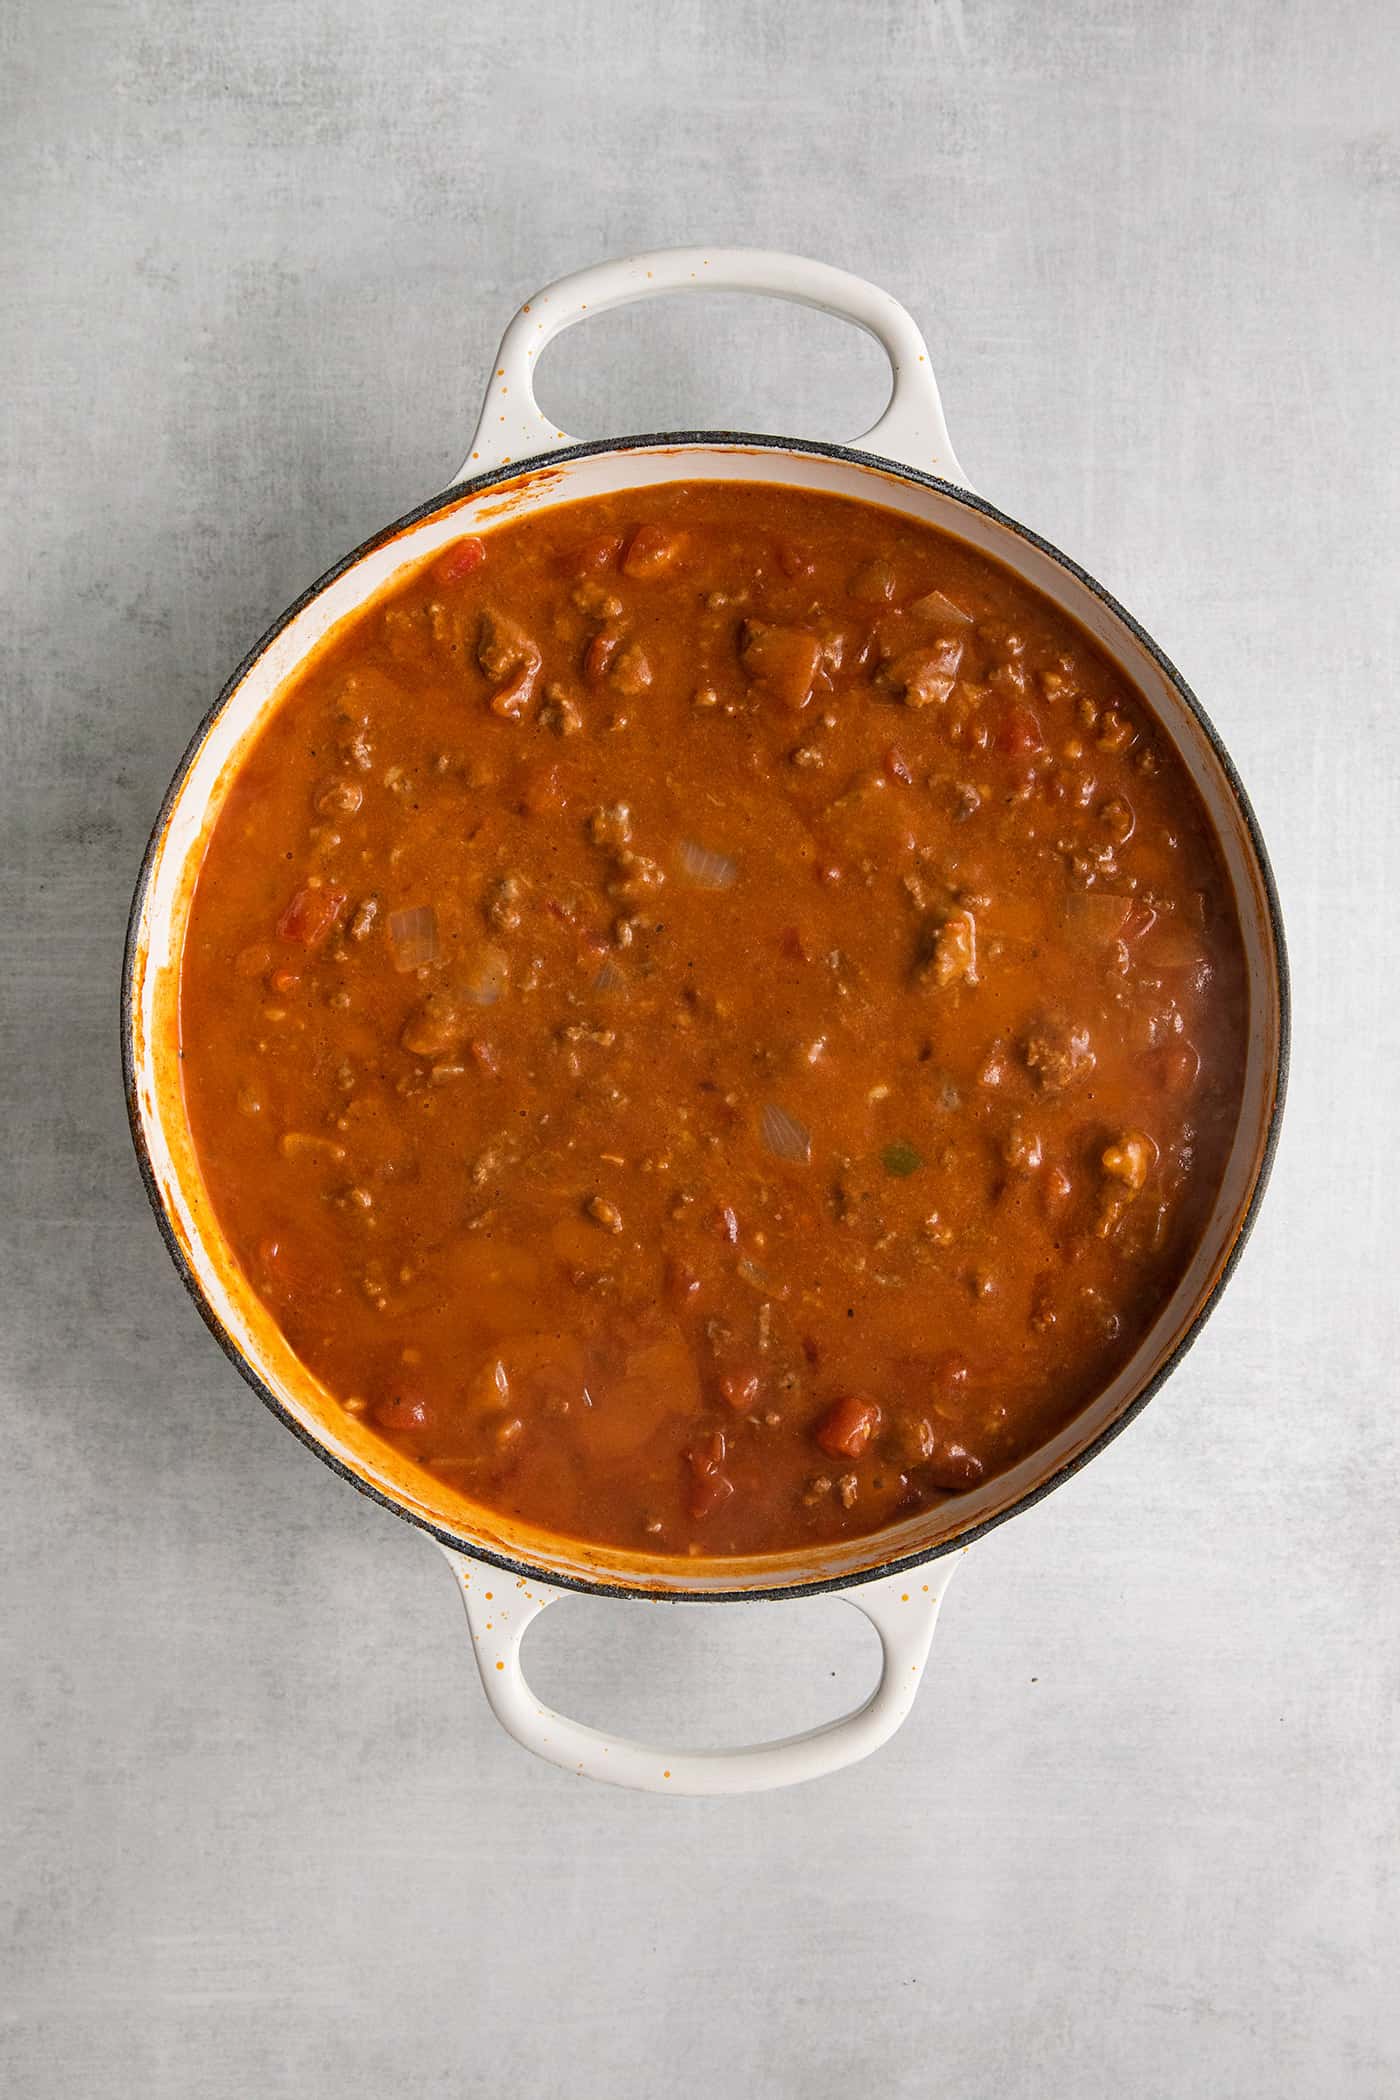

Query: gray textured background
left=3, top=3, right=1397, bottom=2095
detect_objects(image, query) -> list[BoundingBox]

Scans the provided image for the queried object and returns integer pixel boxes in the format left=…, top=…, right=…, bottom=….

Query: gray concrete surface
left=3, top=3, right=1397, bottom=2095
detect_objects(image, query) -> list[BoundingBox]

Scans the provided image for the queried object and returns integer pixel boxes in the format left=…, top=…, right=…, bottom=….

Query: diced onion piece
left=461, top=945, right=510, bottom=1005
left=848, top=557, right=897, bottom=604
left=388, top=905, right=439, bottom=973
left=761, top=1102, right=812, bottom=1165
left=678, top=839, right=738, bottom=890
left=910, top=587, right=973, bottom=627
left=1064, top=891, right=1131, bottom=944
left=1142, top=916, right=1208, bottom=971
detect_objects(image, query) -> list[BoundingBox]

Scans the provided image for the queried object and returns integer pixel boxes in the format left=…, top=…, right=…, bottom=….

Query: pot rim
left=121, top=429, right=1291, bottom=1603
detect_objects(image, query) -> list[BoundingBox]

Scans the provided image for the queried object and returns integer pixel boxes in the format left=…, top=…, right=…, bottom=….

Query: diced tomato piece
left=992, top=701, right=1045, bottom=756
left=469, top=1039, right=500, bottom=1076
left=777, top=542, right=815, bottom=579
left=720, top=1369, right=760, bottom=1413
left=267, top=965, right=301, bottom=995
left=689, top=1468, right=735, bottom=1520
left=814, top=1393, right=881, bottom=1459
left=276, top=886, right=346, bottom=946
left=622, top=523, right=684, bottom=578
left=883, top=745, right=914, bottom=785
left=713, top=1205, right=740, bottom=1244
left=815, top=860, right=843, bottom=887
left=433, top=536, right=486, bottom=585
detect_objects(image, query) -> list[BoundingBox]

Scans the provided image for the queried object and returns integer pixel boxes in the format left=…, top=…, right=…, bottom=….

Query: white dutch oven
left=123, top=248, right=1288, bottom=1794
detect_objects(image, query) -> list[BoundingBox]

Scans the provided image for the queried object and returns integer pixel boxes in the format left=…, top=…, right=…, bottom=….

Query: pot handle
left=455, top=245, right=970, bottom=488
left=437, top=1544, right=963, bottom=1795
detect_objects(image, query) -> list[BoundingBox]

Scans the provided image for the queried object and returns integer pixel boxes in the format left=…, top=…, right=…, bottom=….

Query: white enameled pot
left=123, top=248, right=1287, bottom=1794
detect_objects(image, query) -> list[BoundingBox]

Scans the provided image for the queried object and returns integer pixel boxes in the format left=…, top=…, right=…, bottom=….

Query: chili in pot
left=179, top=480, right=1247, bottom=1560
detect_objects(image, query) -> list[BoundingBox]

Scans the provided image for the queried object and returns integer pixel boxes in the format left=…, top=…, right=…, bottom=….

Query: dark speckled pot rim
left=120, top=432, right=1291, bottom=1604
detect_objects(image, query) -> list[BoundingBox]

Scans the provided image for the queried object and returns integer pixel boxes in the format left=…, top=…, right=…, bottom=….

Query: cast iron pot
left=123, top=247, right=1288, bottom=1793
